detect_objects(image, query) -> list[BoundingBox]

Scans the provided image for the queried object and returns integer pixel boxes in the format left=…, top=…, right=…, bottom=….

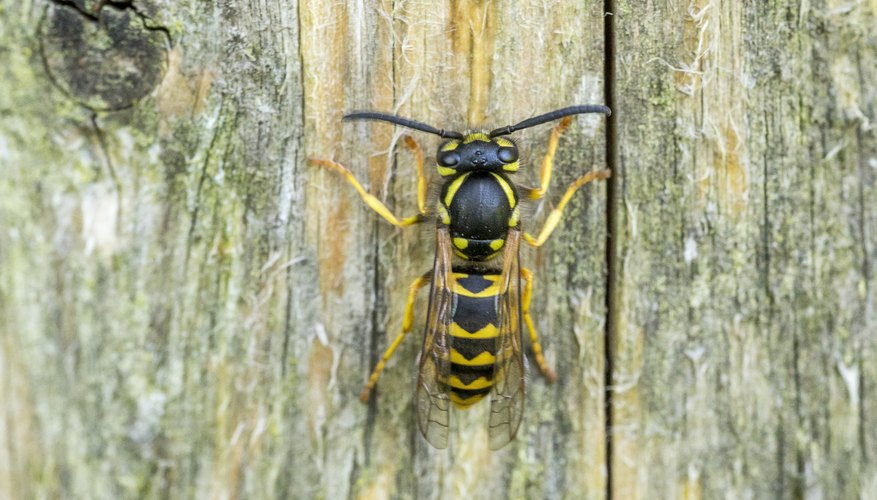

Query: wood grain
left=613, top=1, right=876, bottom=497
left=1, top=0, right=873, bottom=499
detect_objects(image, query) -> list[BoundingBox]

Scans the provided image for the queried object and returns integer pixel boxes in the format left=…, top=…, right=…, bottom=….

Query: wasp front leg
left=309, top=135, right=429, bottom=228
left=523, top=168, right=611, bottom=247
left=521, top=116, right=574, bottom=201
left=360, top=273, right=431, bottom=403
left=401, top=135, right=429, bottom=216
left=521, top=267, right=557, bottom=382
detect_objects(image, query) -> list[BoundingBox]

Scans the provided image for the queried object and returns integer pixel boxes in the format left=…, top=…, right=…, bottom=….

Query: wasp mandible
left=310, top=105, right=611, bottom=449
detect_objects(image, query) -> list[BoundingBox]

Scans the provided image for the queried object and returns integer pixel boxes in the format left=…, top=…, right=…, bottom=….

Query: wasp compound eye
left=497, top=147, right=518, bottom=163
left=438, top=151, right=461, bottom=167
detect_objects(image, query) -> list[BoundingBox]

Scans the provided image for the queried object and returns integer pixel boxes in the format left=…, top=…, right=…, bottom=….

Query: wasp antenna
left=489, top=105, right=611, bottom=137
left=344, top=112, right=464, bottom=140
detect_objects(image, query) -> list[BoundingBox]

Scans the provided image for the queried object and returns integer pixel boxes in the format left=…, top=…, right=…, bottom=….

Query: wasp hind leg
left=521, top=267, right=558, bottom=383
left=310, top=136, right=428, bottom=228
left=360, top=273, right=431, bottom=403
left=523, top=168, right=611, bottom=247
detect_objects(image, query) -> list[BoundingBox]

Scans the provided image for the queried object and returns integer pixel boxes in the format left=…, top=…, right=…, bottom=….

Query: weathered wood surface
left=612, top=1, right=877, bottom=498
left=0, top=0, right=874, bottom=499
left=1, top=0, right=607, bottom=498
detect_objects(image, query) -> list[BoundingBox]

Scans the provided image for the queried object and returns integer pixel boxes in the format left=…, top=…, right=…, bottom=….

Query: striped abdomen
left=442, top=271, right=503, bottom=408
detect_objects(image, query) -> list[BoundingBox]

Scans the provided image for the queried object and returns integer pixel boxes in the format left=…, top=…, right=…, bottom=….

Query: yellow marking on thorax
left=437, top=204, right=451, bottom=225
left=508, top=206, right=520, bottom=227
left=455, top=248, right=502, bottom=260
left=489, top=172, right=516, bottom=208
left=453, top=237, right=469, bottom=250
left=449, top=349, right=496, bottom=366
left=450, top=323, right=499, bottom=338
left=453, top=272, right=500, bottom=280
left=489, top=239, right=505, bottom=251
left=437, top=166, right=456, bottom=177
left=444, top=172, right=471, bottom=207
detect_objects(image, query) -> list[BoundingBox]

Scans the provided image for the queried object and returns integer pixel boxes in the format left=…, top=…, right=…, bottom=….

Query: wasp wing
left=488, top=228, right=526, bottom=450
left=415, top=225, right=455, bottom=449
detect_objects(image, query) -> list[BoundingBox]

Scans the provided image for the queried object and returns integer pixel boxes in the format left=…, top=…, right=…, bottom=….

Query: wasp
left=310, top=105, right=611, bottom=449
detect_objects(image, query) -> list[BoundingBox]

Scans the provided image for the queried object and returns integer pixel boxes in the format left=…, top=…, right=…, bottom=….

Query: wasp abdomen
left=440, top=172, right=519, bottom=261
left=440, top=271, right=504, bottom=408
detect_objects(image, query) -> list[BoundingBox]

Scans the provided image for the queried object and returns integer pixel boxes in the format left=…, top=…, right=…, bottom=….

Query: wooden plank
left=5, top=0, right=875, bottom=498
left=1, top=0, right=309, bottom=497
left=304, top=1, right=609, bottom=497
left=613, top=0, right=877, bottom=497
left=1, top=0, right=608, bottom=498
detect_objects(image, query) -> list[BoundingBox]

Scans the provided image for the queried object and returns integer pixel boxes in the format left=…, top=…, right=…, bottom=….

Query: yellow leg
left=523, top=116, right=574, bottom=201
left=310, top=158, right=425, bottom=227
left=524, top=169, right=612, bottom=247
left=401, top=135, right=428, bottom=215
left=360, top=273, right=431, bottom=403
left=521, top=267, right=557, bottom=383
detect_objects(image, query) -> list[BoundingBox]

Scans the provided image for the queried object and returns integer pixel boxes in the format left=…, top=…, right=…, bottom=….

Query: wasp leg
left=521, top=267, right=558, bottom=383
left=522, top=116, right=574, bottom=201
left=310, top=158, right=426, bottom=227
left=523, top=169, right=611, bottom=247
left=361, top=273, right=432, bottom=403
left=401, top=135, right=429, bottom=216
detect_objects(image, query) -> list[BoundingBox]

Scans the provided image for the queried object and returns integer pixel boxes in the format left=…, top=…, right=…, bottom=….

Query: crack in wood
left=603, top=2, right=618, bottom=499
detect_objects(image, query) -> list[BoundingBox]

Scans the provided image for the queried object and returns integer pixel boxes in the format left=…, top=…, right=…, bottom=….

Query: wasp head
left=435, top=133, right=519, bottom=177
left=344, top=106, right=611, bottom=177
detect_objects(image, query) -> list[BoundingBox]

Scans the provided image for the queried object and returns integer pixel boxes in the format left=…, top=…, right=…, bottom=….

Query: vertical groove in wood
left=602, top=2, right=618, bottom=500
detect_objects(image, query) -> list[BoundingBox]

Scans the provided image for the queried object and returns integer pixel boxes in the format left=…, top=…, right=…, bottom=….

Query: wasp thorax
left=436, top=134, right=520, bottom=176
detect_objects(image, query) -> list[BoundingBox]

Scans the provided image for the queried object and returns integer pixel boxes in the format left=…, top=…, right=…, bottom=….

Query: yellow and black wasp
left=310, top=106, right=611, bottom=449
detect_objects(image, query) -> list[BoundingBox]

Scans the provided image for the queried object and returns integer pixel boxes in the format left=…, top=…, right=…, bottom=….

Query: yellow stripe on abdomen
left=449, top=349, right=496, bottom=366
left=450, top=322, right=498, bottom=339
left=450, top=392, right=487, bottom=407
left=451, top=273, right=501, bottom=297
left=442, top=374, right=493, bottom=390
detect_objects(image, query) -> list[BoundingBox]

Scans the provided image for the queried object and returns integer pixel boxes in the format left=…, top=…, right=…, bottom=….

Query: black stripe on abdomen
left=445, top=385, right=492, bottom=401
left=452, top=294, right=498, bottom=334
left=449, top=362, right=494, bottom=386
left=446, top=272, right=503, bottom=408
